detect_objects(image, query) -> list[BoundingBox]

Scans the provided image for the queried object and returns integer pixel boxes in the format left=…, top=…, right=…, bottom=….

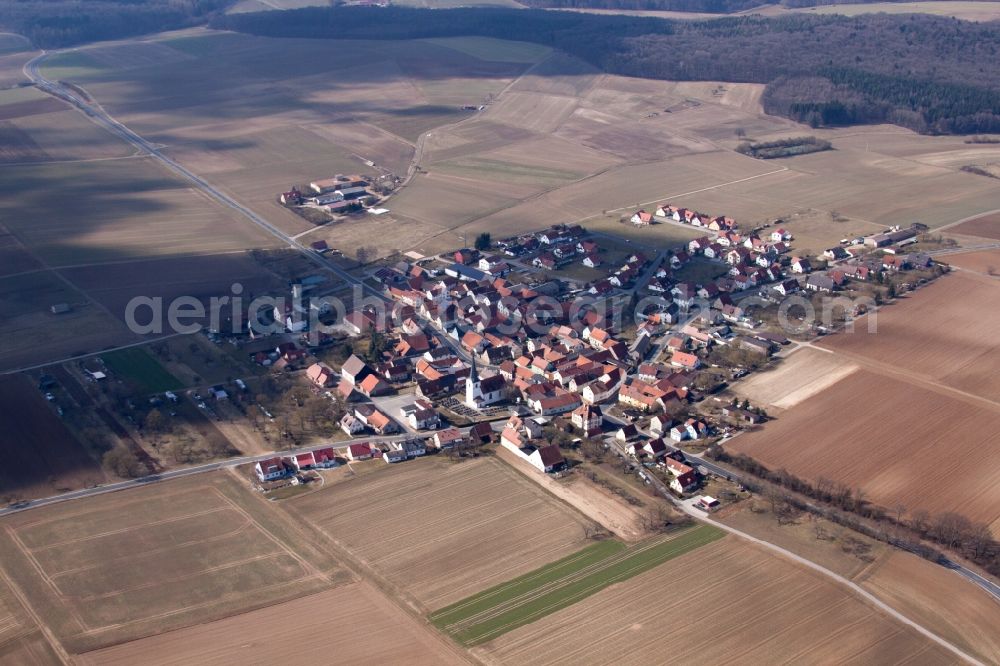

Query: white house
left=254, top=457, right=287, bottom=482
left=528, top=444, right=566, bottom=473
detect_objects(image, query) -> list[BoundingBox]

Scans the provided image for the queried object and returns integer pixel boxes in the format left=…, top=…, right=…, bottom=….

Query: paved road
left=602, top=427, right=984, bottom=663
left=24, top=52, right=486, bottom=366
left=0, top=428, right=453, bottom=519
left=604, top=410, right=1000, bottom=608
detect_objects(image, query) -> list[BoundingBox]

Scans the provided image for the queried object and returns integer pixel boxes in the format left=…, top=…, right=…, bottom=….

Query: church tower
left=465, top=354, right=481, bottom=408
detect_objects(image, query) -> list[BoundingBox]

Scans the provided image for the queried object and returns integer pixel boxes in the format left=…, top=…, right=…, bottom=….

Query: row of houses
left=253, top=423, right=495, bottom=483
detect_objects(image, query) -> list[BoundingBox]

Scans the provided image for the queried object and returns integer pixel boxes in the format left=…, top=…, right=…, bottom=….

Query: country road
left=22, top=50, right=475, bottom=366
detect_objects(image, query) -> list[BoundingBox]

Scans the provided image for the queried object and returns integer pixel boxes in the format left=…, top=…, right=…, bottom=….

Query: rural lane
left=22, top=51, right=478, bottom=366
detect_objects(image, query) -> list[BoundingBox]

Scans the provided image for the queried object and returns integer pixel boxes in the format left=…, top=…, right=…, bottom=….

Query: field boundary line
left=696, top=513, right=986, bottom=666
left=436, top=536, right=673, bottom=630
left=430, top=543, right=622, bottom=618
left=13, top=486, right=222, bottom=530
left=208, top=483, right=331, bottom=584
left=460, top=532, right=719, bottom=644
left=78, top=574, right=326, bottom=637
left=47, top=518, right=254, bottom=579
left=74, top=552, right=288, bottom=602
left=4, top=526, right=89, bottom=633
left=28, top=505, right=231, bottom=551
left=0, top=563, right=71, bottom=665
left=816, top=343, right=1000, bottom=415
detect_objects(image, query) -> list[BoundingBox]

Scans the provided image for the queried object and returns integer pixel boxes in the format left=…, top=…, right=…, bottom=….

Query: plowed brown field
left=283, top=456, right=595, bottom=609
left=478, top=537, right=958, bottom=665
left=77, top=583, right=465, bottom=666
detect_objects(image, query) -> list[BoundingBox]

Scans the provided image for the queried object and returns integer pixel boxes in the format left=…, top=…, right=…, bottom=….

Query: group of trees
left=217, top=7, right=1000, bottom=135
left=735, top=136, right=832, bottom=159
left=0, top=0, right=230, bottom=48
left=712, top=450, right=1000, bottom=576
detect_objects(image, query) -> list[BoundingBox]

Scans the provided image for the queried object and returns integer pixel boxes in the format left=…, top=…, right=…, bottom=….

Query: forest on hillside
left=517, top=0, right=988, bottom=12
left=216, top=7, right=1000, bottom=134
left=0, top=0, right=230, bottom=48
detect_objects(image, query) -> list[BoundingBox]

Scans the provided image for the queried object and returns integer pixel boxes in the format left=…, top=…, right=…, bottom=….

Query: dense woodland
left=0, top=0, right=230, bottom=48
left=518, top=0, right=970, bottom=12
left=217, top=7, right=1000, bottom=134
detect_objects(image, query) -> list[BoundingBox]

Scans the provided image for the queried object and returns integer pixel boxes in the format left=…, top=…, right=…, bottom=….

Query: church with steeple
left=464, top=355, right=507, bottom=410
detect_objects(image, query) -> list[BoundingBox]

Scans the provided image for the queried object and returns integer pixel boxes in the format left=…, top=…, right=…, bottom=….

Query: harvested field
left=0, top=271, right=137, bottom=373
left=0, top=632, right=61, bottom=665
left=859, top=550, right=1000, bottom=664
left=733, top=346, right=859, bottom=410
left=284, top=456, right=596, bottom=609
left=78, top=582, right=464, bottom=666
left=432, top=526, right=723, bottom=645
left=479, top=536, right=958, bottom=665
left=717, top=501, right=1000, bottom=664
left=0, top=472, right=344, bottom=654
left=484, top=91, right=580, bottom=134
left=948, top=212, right=1000, bottom=240
left=0, top=121, right=49, bottom=162
left=818, top=272, right=1000, bottom=402
left=939, top=248, right=1000, bottom=276
left=779, top=1, right=1000, bottom=20
left=0, top=375, right=105, bottom=502
left=0, top=97, right=65, bottom=122
left=2, top=109, right=136, bottom=162
left=0, top=159, right=279, bottom=267
left=727, top=369, right=1000, bottom=533
left=497, top=446, right=650, bottom=541
left=0, top=225, right=41, bottom=277
left=59, top=252, right=283, bottom=328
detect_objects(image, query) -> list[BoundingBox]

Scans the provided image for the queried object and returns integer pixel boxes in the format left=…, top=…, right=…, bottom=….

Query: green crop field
left=430, top=524, right=723, bottom=645
left=102, top=347, right=183, bottom=394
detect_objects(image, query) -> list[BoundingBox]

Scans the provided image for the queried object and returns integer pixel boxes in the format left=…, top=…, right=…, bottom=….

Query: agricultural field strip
left=365, top=493, right=566, bottom=557
left=5, top=486, right=326, bottom=633
left=453, top=530, right=723, bottom=645
left=815, top=342, right=1000, bottom=415
left=431, top=525, right=723, bottom=645
left=431, top=540, right=625, bottom=628
left=47, top=519, right=254, bottom=579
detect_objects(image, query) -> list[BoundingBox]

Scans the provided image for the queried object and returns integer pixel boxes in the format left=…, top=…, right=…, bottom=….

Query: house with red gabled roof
left=771, top=228, right=792, bottom=242
left=433, top=427, right=465, bottom=450
left=346, top=442, right=374, bottom=460
left=255, top=457, right=289, bottom=482
left=290, top=451, right=316, bottom=470
left=571, top=403, right=603, bottom=437
left=528, top=444, right=565, bottom=473
left=664, top=457, right=699, bottom=493
left=630, top=210, right=653, bottom=226
left=588, top=279, right=613, bottom=296
left=312, top=447, right=340, bottom=468
left=306, top=363, right=336, bottom=388
left=670, top=351, right=700, bottom=370
left=358, top=373, right=391, bottom=397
